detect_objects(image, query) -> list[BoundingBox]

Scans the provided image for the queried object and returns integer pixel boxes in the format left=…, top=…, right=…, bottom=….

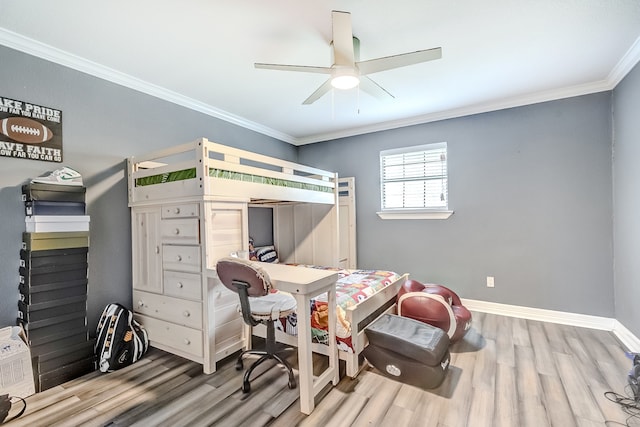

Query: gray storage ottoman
left=363, top=314, right=450, bottom=389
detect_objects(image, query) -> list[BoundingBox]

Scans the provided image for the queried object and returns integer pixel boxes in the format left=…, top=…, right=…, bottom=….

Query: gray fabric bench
left=363, top=314, right=450, bottom=389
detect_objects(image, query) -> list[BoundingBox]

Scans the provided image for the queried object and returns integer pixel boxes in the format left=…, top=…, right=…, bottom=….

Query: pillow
left=255, top=246, right=279, bottom=263
left=248, top=236, right=256, bottom=260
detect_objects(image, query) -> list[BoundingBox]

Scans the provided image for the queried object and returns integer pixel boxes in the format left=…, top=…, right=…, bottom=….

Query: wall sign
left=0, top=96, right=63, bottom=163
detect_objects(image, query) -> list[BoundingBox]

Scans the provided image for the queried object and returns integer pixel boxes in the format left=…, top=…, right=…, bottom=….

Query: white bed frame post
left=338, top=177, right=356, bottom=269
left=196, top=138, right=209, bottom=196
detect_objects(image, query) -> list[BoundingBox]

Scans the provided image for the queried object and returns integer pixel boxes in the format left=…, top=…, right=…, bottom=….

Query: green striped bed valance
left=135, top=167, right=333, bottom=194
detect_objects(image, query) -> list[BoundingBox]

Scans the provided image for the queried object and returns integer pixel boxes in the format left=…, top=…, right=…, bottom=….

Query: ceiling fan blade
left=302, top=79, right=333, bottom=105
left=331, top=11, right=355, bottom=66
left=359, top=76, right=395, bottom=101
left=254, top=63, right=333, bottom=74
left=356, top=47, right=442, bottom=75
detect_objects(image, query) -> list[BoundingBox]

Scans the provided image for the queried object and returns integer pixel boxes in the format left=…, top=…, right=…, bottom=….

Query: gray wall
left=0, top=46, right=296, bottom=330
left=0, top=43, right=625, bottom=330
left=613, top=62, right=640, bottom=336
left=248, top=207, right=274, bottom=247
left=299, top=94, right=614, bottom=317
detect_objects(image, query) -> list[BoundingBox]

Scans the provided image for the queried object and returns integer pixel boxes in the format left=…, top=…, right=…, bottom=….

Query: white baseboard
left=612, top=320, right=640, bottom=353
left=462, top=298, right=640, bottom=352
left=461, top=297, right=628, bottom=334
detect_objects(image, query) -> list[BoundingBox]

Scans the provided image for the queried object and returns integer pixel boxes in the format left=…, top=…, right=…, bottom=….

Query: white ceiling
left=1, top=0, right=640, bottom=145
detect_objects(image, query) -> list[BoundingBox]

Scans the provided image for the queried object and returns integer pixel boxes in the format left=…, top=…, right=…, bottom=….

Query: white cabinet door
left=132, top=206, right=163, bottom=293
left=203, top=202, right=248, bottom=269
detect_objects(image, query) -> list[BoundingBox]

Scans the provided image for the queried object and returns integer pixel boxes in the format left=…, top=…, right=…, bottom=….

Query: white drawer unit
left=163, top=271, right=202, bottom=300
left=162, top=245, right=201, bottom=272
left=134, top=290, right=202, bottom=329
left=161, top=219, right=200, bottom=244
left=214, top=303, right=243, bottom=327
left=130, top=200, right=247, bottom=374
left=215, top=317, right=244, bottom=346
left=135, top=314, right=203, bottom=358
left=210, top=278, right=242, bottom=308
left=161, top=203, right=199, bottom=219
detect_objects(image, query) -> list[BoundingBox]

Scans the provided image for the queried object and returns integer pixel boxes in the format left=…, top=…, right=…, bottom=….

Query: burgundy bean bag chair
left=397, top=279, right=472, bottom=343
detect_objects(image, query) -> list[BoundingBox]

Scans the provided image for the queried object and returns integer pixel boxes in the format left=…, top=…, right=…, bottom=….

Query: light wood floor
left=5, top=311, right=638, bottom=427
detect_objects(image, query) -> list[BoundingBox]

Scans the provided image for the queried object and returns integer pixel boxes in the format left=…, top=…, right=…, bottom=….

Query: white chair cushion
left=249, top=291, right=297, bottom=320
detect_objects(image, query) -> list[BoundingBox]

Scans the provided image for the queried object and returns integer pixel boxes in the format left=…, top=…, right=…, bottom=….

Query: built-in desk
left=257, top=262, right=339, bottom=414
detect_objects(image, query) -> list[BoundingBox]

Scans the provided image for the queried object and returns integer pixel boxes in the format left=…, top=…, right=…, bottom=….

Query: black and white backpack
left=95, top=303, right=149, bottom=372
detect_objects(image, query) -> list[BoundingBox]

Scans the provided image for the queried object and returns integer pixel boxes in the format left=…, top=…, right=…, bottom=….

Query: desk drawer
left=162, top=203, right=199, bottom=219
left=161, top=219, right=199, bottom=244
left=133, top=290, right=202, bottom=329
left=214, top=303, right=242, bottom=326
left=163, top=245, right=201, bottom=272
left=163, top=271, right=202, bottom=301
left=215, top=317, right=243, bottom=346
left=210, top=278, right=241, bottom=308
left=134, top=313, right=202, bottom=358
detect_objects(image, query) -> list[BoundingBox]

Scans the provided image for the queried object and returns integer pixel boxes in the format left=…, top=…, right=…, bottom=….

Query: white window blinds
left=380, top=142, right=448, bottom=210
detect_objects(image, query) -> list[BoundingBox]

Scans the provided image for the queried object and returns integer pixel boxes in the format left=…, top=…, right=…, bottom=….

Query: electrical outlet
left=486, top=276, right=495, bottom=288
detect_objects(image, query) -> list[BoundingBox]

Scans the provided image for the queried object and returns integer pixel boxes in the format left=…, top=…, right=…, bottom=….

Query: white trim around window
left=378, top=142, right=453, bottom=220
left=376, top=209, right=454, bottom=220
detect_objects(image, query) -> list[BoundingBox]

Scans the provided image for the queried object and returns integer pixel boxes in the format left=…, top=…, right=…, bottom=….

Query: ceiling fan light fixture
left=255, top=11, right=441, bottom=104
left=331, top=68, right=360, bottom=90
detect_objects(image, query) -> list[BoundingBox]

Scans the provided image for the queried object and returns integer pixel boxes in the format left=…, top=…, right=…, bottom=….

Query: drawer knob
left=137, top=300, right=144, bottom=308
left=174, top=228, right=180, bottom=235
left=183, top=311, right=191, bottom=318
left=184, top=338, right=191, bottom=345
left=155, top=246, right=160, bottom=254
left=177, top=282, right=184, bottom=288
left=175, top=207, right=181, bottom=214
left=176, top=255, right=182, bottom=262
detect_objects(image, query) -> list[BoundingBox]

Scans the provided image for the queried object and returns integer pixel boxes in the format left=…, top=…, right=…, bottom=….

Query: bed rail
left=128, top=138, right=338, bottom=205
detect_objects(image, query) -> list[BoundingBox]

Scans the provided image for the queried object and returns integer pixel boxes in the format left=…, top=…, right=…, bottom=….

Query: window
left=378, top=142, right=453, bottom=219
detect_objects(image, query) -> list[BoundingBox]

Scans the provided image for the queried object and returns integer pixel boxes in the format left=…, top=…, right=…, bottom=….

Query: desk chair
left=216, top=257, right=297, bottom=393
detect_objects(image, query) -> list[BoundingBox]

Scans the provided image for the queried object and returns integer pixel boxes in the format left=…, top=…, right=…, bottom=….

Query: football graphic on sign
left=0, top=117, right=54, bottom=144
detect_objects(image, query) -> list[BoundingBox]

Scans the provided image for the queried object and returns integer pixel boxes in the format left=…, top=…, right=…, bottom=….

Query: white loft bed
left=127, top=137, right=407, bottom=377
left=128, top=138, right=337, bottom=207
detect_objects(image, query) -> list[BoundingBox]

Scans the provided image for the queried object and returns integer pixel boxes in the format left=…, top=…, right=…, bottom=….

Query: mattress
left=134, top=167, right=334, bottom=194
left=275, top=267, right=402, bottom=352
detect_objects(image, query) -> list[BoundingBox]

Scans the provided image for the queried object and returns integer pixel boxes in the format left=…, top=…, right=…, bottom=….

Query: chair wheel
left=242, top=382, right=251, bottom=393
left=235, top=359, right=243, bottom=371
left=288, top=380, right=296, bottom=390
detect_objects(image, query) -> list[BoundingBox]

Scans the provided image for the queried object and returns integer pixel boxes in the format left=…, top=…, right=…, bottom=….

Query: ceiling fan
left=255, top=10, right=442, bottom=105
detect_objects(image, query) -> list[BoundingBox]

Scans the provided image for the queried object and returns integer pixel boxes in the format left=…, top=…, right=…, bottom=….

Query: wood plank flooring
left=5, top=312, right=638, bottom=426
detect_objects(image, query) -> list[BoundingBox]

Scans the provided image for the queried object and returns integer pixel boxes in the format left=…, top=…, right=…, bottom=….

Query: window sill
left=376, top=210, right=454, bottom=220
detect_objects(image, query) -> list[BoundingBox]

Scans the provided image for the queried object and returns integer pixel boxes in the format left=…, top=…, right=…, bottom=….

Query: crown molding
left=608, top=34, right=640, bottom=86
left=295, top=35, right=640, bottom=145
left=0, top=28, right=295, bottom=145
left=295, top=79, right=613, bottom=145
left=2, top=28, right=639, bottom=147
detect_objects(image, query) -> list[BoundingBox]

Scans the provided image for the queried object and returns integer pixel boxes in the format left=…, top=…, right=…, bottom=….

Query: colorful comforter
left=274, top=266, right=401, bottom=352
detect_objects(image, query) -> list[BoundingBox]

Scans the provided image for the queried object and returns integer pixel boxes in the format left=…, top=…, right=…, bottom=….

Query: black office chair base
left=239, top=351, right=297, bottom=393
left=235, top=344, right=295, bottom=370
